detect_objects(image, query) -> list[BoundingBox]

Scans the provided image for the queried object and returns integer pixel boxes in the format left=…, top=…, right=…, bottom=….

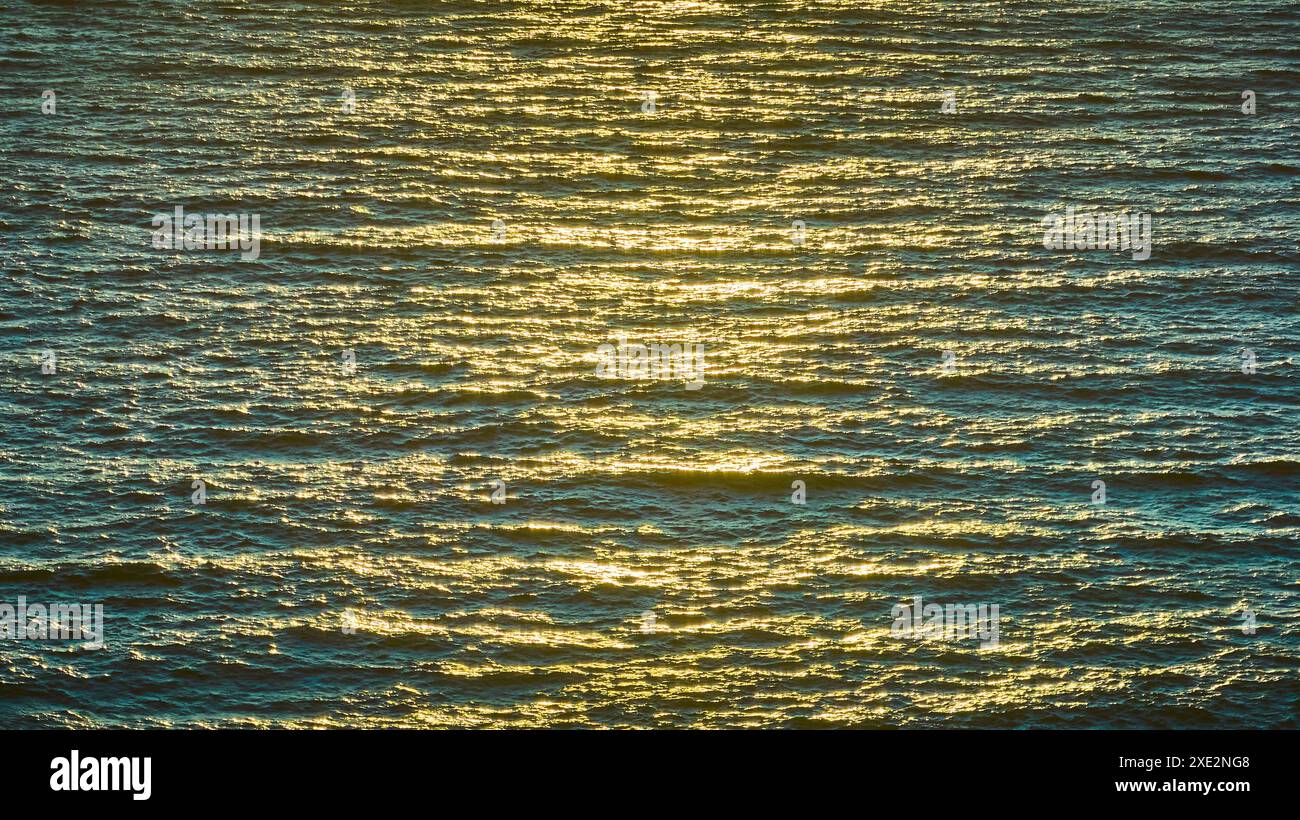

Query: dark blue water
left=0, top=0, right=1296, bottom=727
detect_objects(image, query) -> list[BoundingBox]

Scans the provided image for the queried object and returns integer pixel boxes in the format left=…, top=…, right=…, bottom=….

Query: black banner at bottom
left=1, top=729, right=1285, bottom=808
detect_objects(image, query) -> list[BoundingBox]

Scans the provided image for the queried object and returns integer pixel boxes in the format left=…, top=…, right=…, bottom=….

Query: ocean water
left=0, top=0, right=1296, bottom=728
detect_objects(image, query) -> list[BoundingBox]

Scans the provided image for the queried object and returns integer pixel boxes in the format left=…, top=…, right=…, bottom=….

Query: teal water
left=0, top=0, right=1296, bottom=727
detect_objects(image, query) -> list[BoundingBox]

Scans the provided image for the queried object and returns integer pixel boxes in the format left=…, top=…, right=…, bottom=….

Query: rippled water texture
left=0, top=0, right=1297, bottom=727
